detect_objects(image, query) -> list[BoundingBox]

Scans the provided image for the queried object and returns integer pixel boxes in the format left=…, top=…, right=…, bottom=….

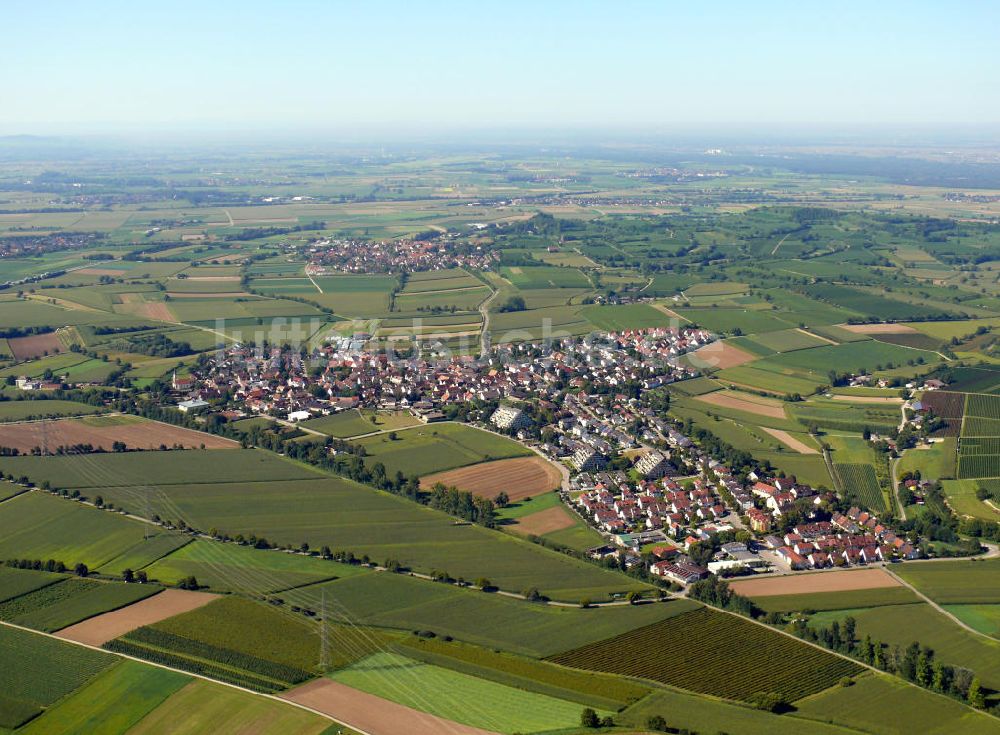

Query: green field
left=809, top=603, right=1000, bottom=701
left=942, top=479, right=1000, bottom=521
left=300, top=409, right=377, bottom=438
left=18, top=660, right=189, bottom=735
left=944, top=604, right=1000, bottom=639
left=286, top=572, right=696, bottom=657
left=79, top=471, right=639, bottom=601
left=396, top=635, right=648, bottom=710
left=0, top=492, right=163, bottom=570
left=834, top=463, right=886, bottom=512
left=547, top=606, right=863, bottom=702
left=0, top=576, right=160, bottom=632
left=895, top=559, right=1000, bottom=604
left=0, top=625, right=115, bottom=729
left=143, top=538, right=369, bottom=593
left=752, top=586, right=920, bottom=614
left=621, top=687, right=861, bottom=735
left=108, top=596, right=324, bottom=692
left=0, top=566, right=63, bottom=603
left=0, top=400, right=100, bottom=422
left=125, top=678, right=333, bottom=735
left=0, top=448, right=321, bottom=489
left=351, top=422, right=531, bottom=477
left=795, top=672, right=1000, bottom=735
left=330, top=651, right=602, bottom=734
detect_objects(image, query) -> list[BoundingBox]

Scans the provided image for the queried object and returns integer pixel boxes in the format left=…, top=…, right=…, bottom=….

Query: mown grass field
left=548, top=606, right=862, bottom=702
left=330, top=651, right=602, bottom=734
left=396, top=635, right=648, bottom=710
left=351, top=422, right=531, bottom=477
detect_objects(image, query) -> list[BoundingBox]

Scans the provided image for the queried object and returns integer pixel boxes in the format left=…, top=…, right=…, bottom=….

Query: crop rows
left=104, top=638, right=287, bottom=693
left=919, top=391, right=966, bottom=419
left=0, top=579, right=99, bottom=621
left=966, top=393, right=1000, bottom=420
left=834, top=463, right=886, bottom=512
left=546, top=607, right=862, bottom=702
left=961, top=417, right=1000, bottom=438
left=959, top=438, right=1000, bottom=456
left=958, top=455, right=1000, bottom=480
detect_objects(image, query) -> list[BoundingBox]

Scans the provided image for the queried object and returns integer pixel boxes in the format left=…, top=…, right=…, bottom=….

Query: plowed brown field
left=420, top=456, right=561, bottom=501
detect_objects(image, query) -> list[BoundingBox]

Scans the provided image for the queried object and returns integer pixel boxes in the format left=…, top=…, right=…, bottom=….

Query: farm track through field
left=883, top=568, right=1000, bottom=641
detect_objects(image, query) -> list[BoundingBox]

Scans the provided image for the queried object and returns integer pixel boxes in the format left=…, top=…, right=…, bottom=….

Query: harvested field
left=420, top=456, right=562, bottom=501
left=182, top=275, right=241, bottom=282
left=55, top=588, right=219, bottom=646
left=831, top=395, right=904, bottom=404
left=166, top=292, right=253, bottom=298
left=729, top=568, right=901, bottom=597
left=511, top=505, right=576, bottom=535
left=7, top=332, right=65, bottom=360
left=132, top=302, right=175, bottom=321
left=282, top=679, right=498, bottom=735
left=695, top=391, right=787, bottom=419
left=761, top=427, right=818, bottom=454
left=75, top=267, right=124, bottom=277
left=0, top=416, right=239, bottom=452
left=688, top=340, right=756, bottom=370
left=838, top=323, right=919, bottom=334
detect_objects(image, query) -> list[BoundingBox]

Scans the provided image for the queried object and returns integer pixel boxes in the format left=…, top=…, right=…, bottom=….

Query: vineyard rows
left=546, top=607, right=861, bottom=702
left=834, top=463, right=886, bottom=512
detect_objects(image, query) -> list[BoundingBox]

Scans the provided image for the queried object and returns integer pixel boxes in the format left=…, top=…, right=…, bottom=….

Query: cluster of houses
left=174, top=323, right=926, bottom=585
left=304, top=236, right=497, bottom=273
left=182, top=327, right=714, bottom=429
left=574, top=472, right=728, bottom=537
left=763, top=509, right=919, bottom=569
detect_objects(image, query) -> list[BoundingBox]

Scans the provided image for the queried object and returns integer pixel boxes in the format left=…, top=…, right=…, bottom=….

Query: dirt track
left=282, top=679, right=498, bottom=735
left=729, top=568, right=901, bottom=597
left=55, top=588, right=219, bottom=646
left=420, top=456, right=561, bottom=501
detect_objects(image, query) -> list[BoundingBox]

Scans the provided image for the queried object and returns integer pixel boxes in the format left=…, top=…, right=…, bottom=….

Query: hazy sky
left=3, top=0, right=998, bottom=134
